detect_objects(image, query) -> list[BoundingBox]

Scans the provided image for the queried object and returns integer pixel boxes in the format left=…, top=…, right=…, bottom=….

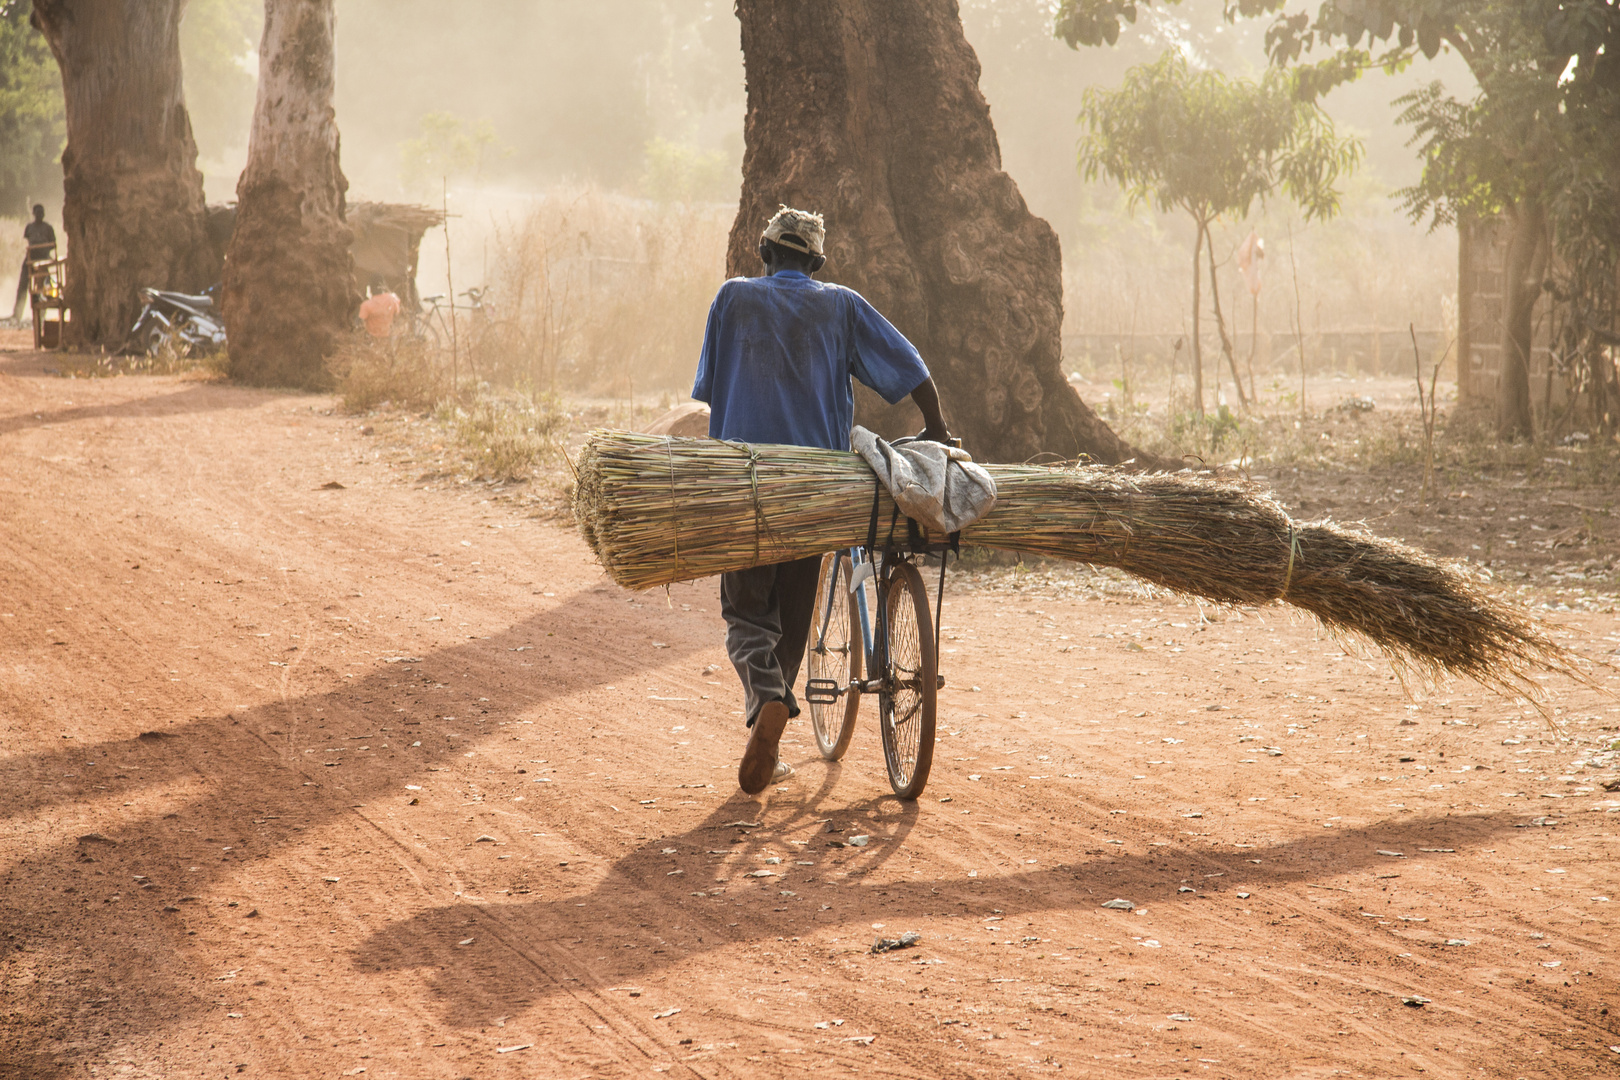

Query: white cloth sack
left=850, top=425, right=997, bottom=535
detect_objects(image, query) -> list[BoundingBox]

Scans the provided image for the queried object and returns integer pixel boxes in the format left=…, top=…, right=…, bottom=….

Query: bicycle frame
left=814, top=543, right=945, bottom=697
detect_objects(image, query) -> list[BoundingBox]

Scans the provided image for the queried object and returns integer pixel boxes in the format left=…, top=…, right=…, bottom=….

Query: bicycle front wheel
left=807, top=552, right=861, bottom=761
left=876, top=561, right=937, bottom=800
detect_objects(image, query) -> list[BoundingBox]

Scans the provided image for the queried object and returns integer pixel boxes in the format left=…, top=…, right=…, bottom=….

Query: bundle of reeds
left=573, top=430, right=1579, bottom=694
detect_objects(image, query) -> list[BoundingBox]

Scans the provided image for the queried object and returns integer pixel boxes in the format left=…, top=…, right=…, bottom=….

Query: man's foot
left=739, top=700, right=790, bottom=795
left=772, top=759, right=795, bottom=784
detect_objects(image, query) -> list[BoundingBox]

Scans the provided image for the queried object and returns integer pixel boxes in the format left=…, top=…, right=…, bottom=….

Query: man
left=692, top=205, right=951, bottom=795
left=12, top=205, right=57, bottom=322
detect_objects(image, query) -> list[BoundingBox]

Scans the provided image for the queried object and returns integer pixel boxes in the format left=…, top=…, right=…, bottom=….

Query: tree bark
left=30, top=0, right=216, bottom=348
left=222, top=0, right=352, bottom=388
left=729, top=0, right=1155, bottom=466
left=1205, top=231, right=1248, bottom=410
left=1495, top=198, right=1548, bottom=441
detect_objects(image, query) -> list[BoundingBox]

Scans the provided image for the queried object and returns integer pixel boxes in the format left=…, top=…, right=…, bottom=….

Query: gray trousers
left=720, top=555, right=821, bottom=728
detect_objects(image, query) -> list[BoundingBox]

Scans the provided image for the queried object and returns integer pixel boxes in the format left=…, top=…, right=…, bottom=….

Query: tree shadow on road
left=0, top=380, right=271, bottom=436
left=0, top=583, right=703, bottom=1075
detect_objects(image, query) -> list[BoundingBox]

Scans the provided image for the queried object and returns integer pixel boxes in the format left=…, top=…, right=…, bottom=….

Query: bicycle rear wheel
left=807, top=553, right=862, bottom=760
left=876, top=561, right=937, bottom=800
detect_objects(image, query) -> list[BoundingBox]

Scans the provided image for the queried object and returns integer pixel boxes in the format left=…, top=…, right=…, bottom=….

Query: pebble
left=1167, top=1013, right=1193, bottom=1023
left=848, top=835, right=871, bottom=847
left=1101, top=898, right=1135, bottom=911
left=475, top=835, right=498, bottom=843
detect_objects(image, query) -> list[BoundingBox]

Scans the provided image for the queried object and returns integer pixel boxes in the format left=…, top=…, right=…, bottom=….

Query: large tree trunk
left=1495, top=198, right=1548, bottom=441
left=729, top=0, right=1153, bottom=466
left=222, top=0, right=352, bottom=388
left=30, top=0, right=216, bottom=349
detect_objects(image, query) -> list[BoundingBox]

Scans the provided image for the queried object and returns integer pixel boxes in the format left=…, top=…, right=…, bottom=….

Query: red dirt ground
left=1, top=344, right=1617, bottom=1079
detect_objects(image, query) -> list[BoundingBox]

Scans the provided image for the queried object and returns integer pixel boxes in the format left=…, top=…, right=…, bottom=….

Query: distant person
left=12, top=205, right=56, bottom=322
left=359, top=290, right=401, bottom=337
left=692, top=205, right=951, bottom=795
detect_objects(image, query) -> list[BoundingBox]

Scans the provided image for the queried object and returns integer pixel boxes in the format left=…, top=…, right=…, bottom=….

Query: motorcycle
left=126, top=285, right=227, bottom=357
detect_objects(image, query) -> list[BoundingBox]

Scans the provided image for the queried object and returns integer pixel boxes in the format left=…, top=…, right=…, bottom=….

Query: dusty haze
left=167, top=0, right=1472, bottom=395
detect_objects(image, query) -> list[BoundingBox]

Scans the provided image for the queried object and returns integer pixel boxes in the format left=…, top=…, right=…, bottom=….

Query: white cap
left=762, top=204, right=825, bottom=256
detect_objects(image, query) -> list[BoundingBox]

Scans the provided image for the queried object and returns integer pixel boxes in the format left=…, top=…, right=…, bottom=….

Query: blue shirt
left=691, top=271, right=930, bottom=450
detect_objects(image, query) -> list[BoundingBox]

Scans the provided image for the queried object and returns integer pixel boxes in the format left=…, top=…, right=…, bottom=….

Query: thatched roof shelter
left=206, top=200, right=446, bottom=310
left=348, top=202, right=445, bottom=309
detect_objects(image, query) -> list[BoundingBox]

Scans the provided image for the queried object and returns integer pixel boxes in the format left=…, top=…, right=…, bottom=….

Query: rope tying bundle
left=731, top=440, right=775, bottom=566
left=1279, top=523, right=1301, bottom=600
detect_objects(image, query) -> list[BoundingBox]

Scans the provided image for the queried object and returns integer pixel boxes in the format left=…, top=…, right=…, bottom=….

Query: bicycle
left=406, top=287, right=528, bottom=387
left=804, top=465, right=954, bottom=800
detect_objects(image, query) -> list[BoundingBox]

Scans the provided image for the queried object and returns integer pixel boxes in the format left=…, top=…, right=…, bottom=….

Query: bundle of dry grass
left=575, top=431, right=885, bottom=586
left=574, top=430, right=1581, bottom=695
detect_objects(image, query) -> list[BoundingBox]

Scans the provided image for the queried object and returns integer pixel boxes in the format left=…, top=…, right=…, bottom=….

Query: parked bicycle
left=405, top=286, right=528, bottom=386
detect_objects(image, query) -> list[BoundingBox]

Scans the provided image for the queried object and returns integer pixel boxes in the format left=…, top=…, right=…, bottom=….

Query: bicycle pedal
left=936, top=675, right=946, bottom=690
left=804, top=678, right=843, bottom=705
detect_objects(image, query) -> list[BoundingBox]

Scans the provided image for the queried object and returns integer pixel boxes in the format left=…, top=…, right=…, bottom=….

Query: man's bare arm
left=910, top=377, right=952, bottom=444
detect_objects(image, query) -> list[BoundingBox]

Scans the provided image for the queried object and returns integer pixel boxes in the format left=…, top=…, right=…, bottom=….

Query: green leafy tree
left=399, top=110, right=504, bottom=196
left=0, top=2, right=65, bottom=217
left=180, top=0, right=260, bottom=164
left=638, top=136, right=733, bottom=204
left=1057, top=0, right=1620, bottom=439
left=1078, top=50, right=1361, bottom=415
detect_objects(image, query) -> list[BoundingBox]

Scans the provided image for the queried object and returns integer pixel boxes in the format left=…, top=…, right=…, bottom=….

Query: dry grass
left=487, top=187, right=731, bottom=397
left=574, top=430, right=1586, bottom=697
left=436, top=390, right=567, bottom=482
left=329, top=332, right=444, bottom=413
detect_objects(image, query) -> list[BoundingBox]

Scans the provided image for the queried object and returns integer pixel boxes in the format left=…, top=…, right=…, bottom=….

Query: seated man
left=692, top=205, right=951, bottom=794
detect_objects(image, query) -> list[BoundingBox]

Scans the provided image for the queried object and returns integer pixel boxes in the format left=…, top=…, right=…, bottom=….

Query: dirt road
left=2, top=349, right=1616, bottom=1079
